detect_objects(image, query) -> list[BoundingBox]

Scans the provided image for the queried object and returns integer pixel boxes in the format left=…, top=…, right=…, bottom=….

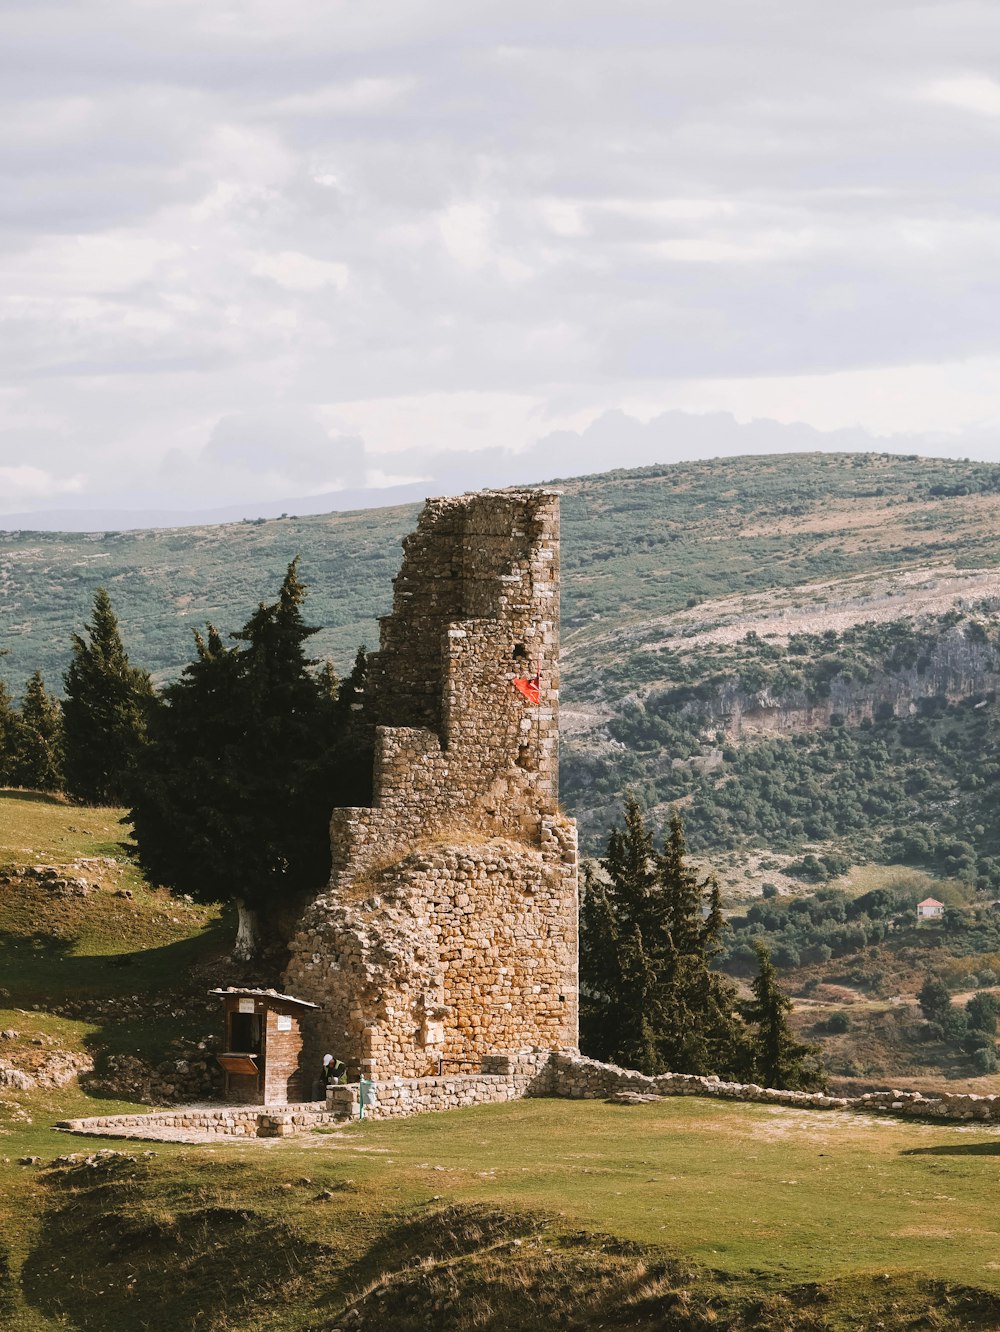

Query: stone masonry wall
left=284, top=490, right=579, bottom=1081
left=58, top=1103, right=341, bottom=1142
left=60, top=1051, right=1000, bottom=1143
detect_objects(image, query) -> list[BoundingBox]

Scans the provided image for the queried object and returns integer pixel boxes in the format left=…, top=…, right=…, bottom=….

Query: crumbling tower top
left=367, top=487, right=562, bottom=832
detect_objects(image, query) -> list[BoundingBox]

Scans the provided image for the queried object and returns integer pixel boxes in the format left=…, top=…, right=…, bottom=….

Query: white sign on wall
left=276, top=1014, right=292, bottom=1032
left=238, top=998, right=255, bottom=1014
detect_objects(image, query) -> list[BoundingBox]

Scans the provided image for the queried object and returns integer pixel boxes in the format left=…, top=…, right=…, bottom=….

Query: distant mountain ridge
left=1, top=405, right=971, bottom=532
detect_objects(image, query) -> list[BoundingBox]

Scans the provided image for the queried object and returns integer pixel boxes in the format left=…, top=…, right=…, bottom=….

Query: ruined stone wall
left=284, top=490, right=579, bottom=1080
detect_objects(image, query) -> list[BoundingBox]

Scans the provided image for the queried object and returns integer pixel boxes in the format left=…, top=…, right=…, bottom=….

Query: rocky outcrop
left=715, top=626, right=1000, bottom=738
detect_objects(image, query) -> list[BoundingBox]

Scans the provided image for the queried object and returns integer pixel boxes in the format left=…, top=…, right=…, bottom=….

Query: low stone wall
left=328, top=1049, right=553, bottom=1120
left=58, top=1102, right=340, bottom=1142
left=544, top=1052, right=850, bottom=1110
left=56, top=1049, right=1000, bottom=1142
left=856, top=1088, right=1000, bottom=1122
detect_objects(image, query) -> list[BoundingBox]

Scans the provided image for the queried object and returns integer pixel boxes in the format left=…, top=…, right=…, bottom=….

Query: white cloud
left=437, top=201, right=495, bottom=270
left=624, top=356, right=1000, bottom=438
left=272, top=78, right=416, bottom=116
left=600, top=197, right=739, bottom=223
left=249, top=250, right=350, bottom=292
left=7, top=2, right=1000, bottom=514
left=925, top=74, right=1000, bottom=117
left=538, top=198, right=587, bottom=237
left=0, top=466, right=85, bottom=501
left=1, top=234, right=181, bottom=296
left=436, top=201, right=533, bottom=280
left=319, top=392, right=588, bottom=456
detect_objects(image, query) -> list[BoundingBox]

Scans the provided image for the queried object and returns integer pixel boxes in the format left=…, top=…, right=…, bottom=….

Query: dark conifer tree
left=580, top=794, right=750, bottom=1077
left=0, top=673, right=16, bottom=787
left=917, top=974, right=952, bottom=1024
left=579, top=866, right=625, bottom=1061
left=327, top=644, right=374, bottom=808
left=62, top=588, right=154, bottom=804
left=744, top=940, right=825, bottom=1090
left=131, top=560, right=369, bottom=959
left=13, top=671, right=65, bottom=792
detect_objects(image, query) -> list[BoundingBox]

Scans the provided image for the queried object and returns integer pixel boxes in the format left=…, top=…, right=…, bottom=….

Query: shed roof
left=208, top=987, right=318, bottom=1009
left=918, top=898, right=945, bottom=908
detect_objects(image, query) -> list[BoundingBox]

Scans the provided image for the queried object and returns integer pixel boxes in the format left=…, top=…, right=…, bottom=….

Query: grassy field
left=4, top=1097, right=1000, bottom=1328
left=3, top=793, right=1000, bottom=1327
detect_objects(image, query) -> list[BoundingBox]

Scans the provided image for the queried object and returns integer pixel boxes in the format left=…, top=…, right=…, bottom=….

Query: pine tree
left=131, top=561, right=368, bottom=959
left=12, top=671, right=64, bottom=792
left=327, top=644, right=374, bottom=808
left=579, top=866, right=625, bottom=1061
left=580, top=793, right=750, bottom=1077
left=62, top=588, right=154, bottom=804
left=745, top=940, right=825, bottom=1091
left=0, top=673, right=16, bottom=787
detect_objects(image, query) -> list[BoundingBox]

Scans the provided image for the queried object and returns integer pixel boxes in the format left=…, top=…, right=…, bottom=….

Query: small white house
left=917, top=897, right=945, bottom=922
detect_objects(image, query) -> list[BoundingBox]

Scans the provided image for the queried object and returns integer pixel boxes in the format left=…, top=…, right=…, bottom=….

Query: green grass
left=7, top=731, right=1000, bottom=1322
left=4, top=1097, right=1000, bottom=1328
left=0, top=792, right=224, bottom=1007
left=0, top=792, right=227, bottom=1102
left=0, top=789, right=129, bottom=863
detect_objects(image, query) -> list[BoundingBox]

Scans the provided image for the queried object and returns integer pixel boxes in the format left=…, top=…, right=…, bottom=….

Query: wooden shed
left=210, top=987, right=318, bottom=1105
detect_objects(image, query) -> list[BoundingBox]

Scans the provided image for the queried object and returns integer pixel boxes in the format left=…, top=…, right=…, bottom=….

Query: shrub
left=942, top=1009, right=970, bottom=1044
left=917, top=975, right=952, bottom=1023
left=973, top=1045, right=998, bottom=1075
left=822, top=1011, right=850, bottom=1034
left=966, top=991, right=1000, bottom=1034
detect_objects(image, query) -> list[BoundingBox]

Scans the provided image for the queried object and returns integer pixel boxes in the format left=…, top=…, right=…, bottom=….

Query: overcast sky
left=4, top=0, right=1000, bottom=519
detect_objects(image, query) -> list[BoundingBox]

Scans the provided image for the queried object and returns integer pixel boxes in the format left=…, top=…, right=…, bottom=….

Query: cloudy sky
left=4, top=0, right=1000, bottom=521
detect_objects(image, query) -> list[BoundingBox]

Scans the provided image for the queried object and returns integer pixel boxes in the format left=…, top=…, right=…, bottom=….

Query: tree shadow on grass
left=0, top=922, right=227, bottom=1006
left=0, top=787, right=69, bottom=806
left=0, top=923, right=231, bottom=1101
left=902, top=1142, right=1000, bottom=1156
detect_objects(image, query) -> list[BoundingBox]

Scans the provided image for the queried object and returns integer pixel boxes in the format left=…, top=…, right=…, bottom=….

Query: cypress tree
left=12, top=672, right=65, bottom=792
left=745, top=940, right=825, bottom=1090
left=62, top=588, right=154, bottom=804
left=579, top=865, right=625, bottom=1062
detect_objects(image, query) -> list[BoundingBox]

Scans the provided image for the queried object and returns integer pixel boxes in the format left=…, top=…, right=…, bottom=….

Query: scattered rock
left=0, top=1067, right=35, bottom=1091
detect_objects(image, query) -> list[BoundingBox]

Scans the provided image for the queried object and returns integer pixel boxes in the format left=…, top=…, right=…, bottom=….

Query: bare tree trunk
left=233, top=899, right=262, bottom=961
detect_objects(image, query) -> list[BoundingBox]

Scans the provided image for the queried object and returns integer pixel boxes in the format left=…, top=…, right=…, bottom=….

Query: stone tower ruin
left=284, top=489, right=579, bottom=1080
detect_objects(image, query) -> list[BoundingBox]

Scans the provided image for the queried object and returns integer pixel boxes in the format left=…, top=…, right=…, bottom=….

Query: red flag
left=513, top=676, right=540, bottom=705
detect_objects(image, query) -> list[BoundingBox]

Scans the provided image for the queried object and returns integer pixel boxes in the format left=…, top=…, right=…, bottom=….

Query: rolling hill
left=6, top=450, right=1000, bottom=871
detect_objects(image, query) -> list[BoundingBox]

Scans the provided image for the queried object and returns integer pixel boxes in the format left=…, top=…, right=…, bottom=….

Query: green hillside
left=7, top=451, right=1000, bottom=868
left=4, top=451, right=1000, bottom=688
